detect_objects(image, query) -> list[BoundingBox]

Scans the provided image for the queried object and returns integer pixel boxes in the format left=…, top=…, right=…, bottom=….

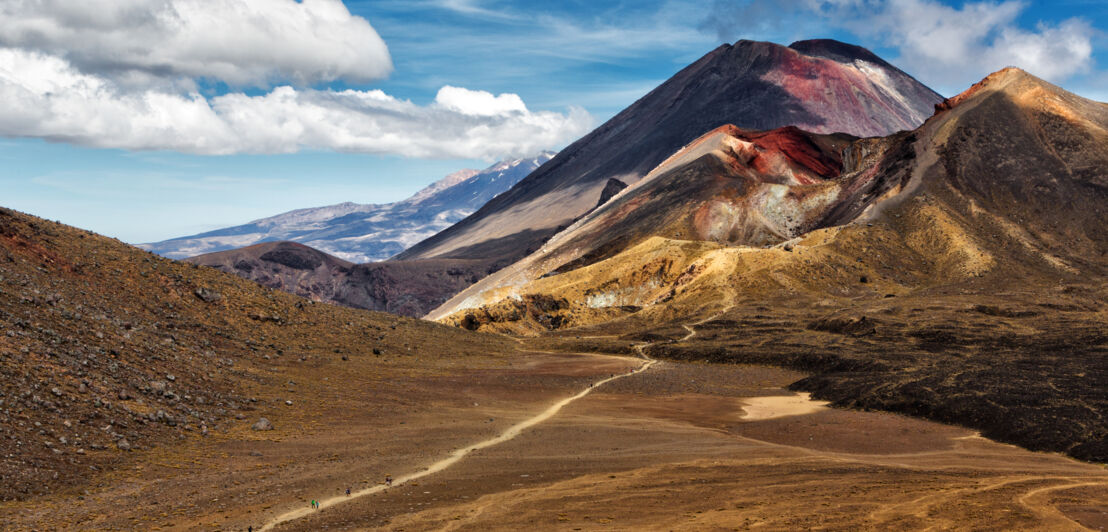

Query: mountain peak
left=934, top=67, right=1056, bottom=114
left=787, top=39, right=887, bottom=65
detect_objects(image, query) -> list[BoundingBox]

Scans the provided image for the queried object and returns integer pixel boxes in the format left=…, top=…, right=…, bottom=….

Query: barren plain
left=6, top=319, right=1104, bottom=531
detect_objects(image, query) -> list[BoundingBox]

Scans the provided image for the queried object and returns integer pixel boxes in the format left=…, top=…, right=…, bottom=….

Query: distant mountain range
left=141, top=152, right=555, bottom=263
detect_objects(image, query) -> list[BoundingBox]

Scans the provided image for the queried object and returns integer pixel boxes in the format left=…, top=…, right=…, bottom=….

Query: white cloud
left=434, top=85, right=528, bottom=116
left=427, top=0, right=519, bottom=20
left=702, top=0, right=1095, bottom=92
left=0, top=0, right=393, bottom=87
left=829, top=0, right=1094, bottom=90
left=0, top=48, right=593, bottom=159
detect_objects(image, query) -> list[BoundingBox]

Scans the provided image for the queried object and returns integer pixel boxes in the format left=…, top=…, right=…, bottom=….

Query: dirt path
left=245, top=305, right=1108, bottom=532
left=259, top=355, right=656, bottom=531
left=681, top=305, right=734, bottom=341
left=261, top=308, right=734, bottom=530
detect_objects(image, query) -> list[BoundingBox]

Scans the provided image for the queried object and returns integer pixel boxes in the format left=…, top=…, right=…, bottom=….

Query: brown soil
left=0, top=350, right=640, bottom=531
left=273, top=359, right=1106, bottom=532
left=8, top=350, right=1103, bottom=531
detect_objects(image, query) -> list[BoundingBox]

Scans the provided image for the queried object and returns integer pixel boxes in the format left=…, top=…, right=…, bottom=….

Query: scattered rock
left=251, top=418, right=273, bottom=431
left=193, top=287, right=222, bottom=303
left=116, top=439, right=131, bottom=451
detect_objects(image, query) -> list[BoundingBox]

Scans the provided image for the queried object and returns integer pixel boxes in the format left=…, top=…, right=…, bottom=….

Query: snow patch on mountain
left=141, top=152, right=555, bottom=263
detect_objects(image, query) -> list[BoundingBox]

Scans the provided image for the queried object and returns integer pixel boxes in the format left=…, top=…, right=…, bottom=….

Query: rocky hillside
left=188, top=241, right=493, bottom=317
left=142, top=153, right=554, bottom=263
left=397, top=39, right=942, bottom=269
left=0, top=207, right=514, bottom=501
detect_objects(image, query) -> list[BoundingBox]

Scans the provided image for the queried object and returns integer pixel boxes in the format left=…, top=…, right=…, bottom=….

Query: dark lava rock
left=808, top=316, right=877, bottom=337
left=259, top=247, right=323, bottom=271
left=596, top=178, right=628, bottom=208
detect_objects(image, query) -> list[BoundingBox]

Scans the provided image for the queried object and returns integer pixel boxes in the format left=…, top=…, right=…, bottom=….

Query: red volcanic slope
left=765, top=48, right=915, bottom=137
left=742, top=126, right=843, bottom=183
left=427, top=124, right=859, bottom=320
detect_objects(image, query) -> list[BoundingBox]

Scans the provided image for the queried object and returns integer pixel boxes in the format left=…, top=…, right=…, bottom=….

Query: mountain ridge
left=142, top=153, right=553, bottom=263
left=187, top=240, right=493, bottom=317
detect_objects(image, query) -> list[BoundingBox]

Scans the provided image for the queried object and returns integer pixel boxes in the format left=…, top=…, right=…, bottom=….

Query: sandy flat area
left=737, top=391, right=830, bottom=421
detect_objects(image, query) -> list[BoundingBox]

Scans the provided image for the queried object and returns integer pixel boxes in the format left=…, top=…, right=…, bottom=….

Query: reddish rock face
left=736, top=126, right=844, bottom=184
left=761, top=40, right=942, bottom=137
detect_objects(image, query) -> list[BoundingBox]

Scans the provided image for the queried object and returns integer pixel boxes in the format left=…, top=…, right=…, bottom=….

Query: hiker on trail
left=386, top=474, right=393, bottom=487
left=346, top=487, right=351, bottom=496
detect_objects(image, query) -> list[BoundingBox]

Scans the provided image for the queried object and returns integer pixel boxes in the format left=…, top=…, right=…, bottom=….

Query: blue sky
left=1, top=0, right=1105, bottom=243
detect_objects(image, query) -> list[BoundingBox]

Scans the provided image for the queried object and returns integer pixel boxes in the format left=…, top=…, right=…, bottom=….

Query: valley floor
left=4, top=337, right=1106, bottom=531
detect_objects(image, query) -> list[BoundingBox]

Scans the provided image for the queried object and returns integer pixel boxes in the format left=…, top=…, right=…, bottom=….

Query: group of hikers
left=244, top=474, right=398, bottom=529
left=296, top=475, right=394, bottom=515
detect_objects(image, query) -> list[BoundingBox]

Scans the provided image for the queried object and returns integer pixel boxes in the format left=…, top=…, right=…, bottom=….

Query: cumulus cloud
left=0, top=0, right=393, bottom=88
left=829, top=0, right=1093, bottom=89
left=434, top=86, right=528, bottom=116
left=702, top=0, right=1095, bottom=91
left=0, top=48, right=593, bottom=159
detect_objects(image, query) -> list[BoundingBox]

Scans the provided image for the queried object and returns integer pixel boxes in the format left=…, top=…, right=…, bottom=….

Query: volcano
left=396, top=39, right=942, bottom=271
